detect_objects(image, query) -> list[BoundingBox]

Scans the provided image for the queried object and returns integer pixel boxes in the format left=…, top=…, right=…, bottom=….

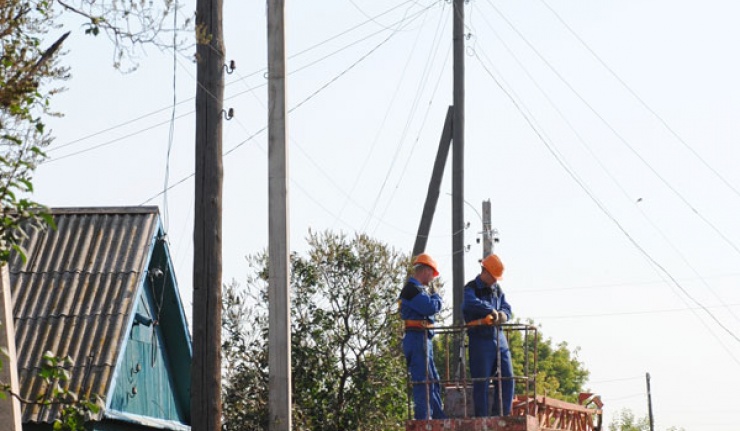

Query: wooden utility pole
left=267, top=0, right=292, bottom=429
left=451, top=0, right=465, bottom=325
left=191, top=0, right=225, bottom=425
left=413, top=106, right=453, bottom=257
left=646, top=372, right=655, bottom=431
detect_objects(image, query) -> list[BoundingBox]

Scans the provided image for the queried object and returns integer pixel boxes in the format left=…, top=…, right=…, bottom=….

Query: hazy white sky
left=35, top=0, right=740, bottom=429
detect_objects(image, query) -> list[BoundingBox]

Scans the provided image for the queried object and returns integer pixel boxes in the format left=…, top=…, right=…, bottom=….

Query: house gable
left=9, top=207, right=191, bottom=431
left=107, top=228, right=190, bottom=425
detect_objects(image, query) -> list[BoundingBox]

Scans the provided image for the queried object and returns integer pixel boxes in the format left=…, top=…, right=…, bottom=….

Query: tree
left=222, top=231, right=409, bottom=431
left=608, top=408, right=685, bottom=431
left=0, top=0, right=67, bottom=263
left=1, top=0, right=187, bottom=262
left=508, top=323, right=590, bottom=403
left=222, top=231, right=592, bottom=429
left=608, top=408, right=650, bottom=431
left=431, top=320, right=590, bottom=405
left=1, top=0, right=187, bottom=427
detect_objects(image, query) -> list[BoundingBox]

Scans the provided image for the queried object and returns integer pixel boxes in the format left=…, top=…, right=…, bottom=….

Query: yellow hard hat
left=413, top=253, right=439, bottom=277
left=481, top=254, right=504, bottom=279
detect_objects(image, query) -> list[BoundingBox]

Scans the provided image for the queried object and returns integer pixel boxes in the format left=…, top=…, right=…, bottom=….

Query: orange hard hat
left=481, top=254, right=504, bottom=279
left=413, top=253, right=439, bottom=277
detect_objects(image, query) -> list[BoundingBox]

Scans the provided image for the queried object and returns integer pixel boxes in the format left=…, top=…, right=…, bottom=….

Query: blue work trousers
left=403, top=331, right=445, bottom=420
left=468, top=330, right=514, bottom=417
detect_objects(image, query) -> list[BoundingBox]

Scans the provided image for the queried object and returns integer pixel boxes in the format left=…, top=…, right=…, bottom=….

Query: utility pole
left=413, top=106, right=453, bottom=257
left=451, top=0, right=465, bottom=326
left=0, top=267, right=22, bottom=430
left=267, top=0, right=292, bottom=429
left=191, top=0, right=225, bottom=426
left=482, top=200, right=492, bottom=257
left=646, top=372, right=655, bottom=431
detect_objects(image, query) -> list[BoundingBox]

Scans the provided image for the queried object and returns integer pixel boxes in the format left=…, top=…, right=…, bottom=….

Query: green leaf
left=18, top=178, right=33, bottom=192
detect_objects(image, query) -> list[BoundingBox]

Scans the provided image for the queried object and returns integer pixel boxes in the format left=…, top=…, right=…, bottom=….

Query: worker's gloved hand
left=497, top=311, right=508, bottom=324
left=487, top=313, right=499, bottom=325
left=428, top=284, right=436, bottom=295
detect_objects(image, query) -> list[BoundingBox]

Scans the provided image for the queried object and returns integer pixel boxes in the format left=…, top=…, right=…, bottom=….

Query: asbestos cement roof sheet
left=8, top=206, right=159, bottom=424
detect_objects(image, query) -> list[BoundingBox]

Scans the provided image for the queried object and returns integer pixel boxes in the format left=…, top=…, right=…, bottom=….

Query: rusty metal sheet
left=406, top=416, right=539, bottom=431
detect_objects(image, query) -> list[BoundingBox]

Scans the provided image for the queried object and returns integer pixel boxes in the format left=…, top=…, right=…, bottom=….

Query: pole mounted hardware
left=224, top=60, right=236, bottom=74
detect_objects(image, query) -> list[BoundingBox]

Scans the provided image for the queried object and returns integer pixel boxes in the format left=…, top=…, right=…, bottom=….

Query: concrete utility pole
left=191, top=0, right=224, bottom=425
left=267, top=0, right=292, bottom=429
left=451, top=0, right=465, bottom=325
left=482, top=200, right=492, bottom=257
left=0, top=267, right=22, bottom=430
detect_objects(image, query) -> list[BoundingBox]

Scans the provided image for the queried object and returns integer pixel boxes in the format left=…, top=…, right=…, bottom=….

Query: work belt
left=466, top=314, right=496, bottom=327
left=404, top=319, right=434, bottom=330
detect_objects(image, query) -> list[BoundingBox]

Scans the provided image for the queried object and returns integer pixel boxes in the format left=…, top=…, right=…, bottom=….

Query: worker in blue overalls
left=399, top=253, right=446, bottom=420
left=462, top=254, right=514, bottom=417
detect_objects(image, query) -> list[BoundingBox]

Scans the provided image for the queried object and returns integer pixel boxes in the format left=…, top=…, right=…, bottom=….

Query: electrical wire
left=516, top=272, right=740, bottom=293
left=472, top=48, right=740, bottom=346
left=538, top=0, right=740, bottom=202
left=46, top=111, right=193, bottom=163
left=142, top=5, right=431, bottom=206
left=48, top=0, right=434, bottom=158
left=589, top=376, right=643, bottom=384
left=162, top=0, right=178, bottom=233
left=358, top=2, right=448, bottom=232
left=483, top=0, right=740, bottom=260
left=531, top=302, right=740, bottom=320
left=371, top=6, right=453, bottom=236
left=472, top=8, right=740, bottom=326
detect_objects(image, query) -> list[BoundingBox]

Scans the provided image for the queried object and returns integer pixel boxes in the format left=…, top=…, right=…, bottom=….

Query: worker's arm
left=462, top=286, right=494, bottom=318
left=407, top=291, right=442, bottom=317
left=498, top=289, right=512, bottom=321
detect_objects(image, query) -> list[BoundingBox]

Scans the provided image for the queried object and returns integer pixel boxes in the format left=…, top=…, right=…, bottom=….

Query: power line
left=372, top=7, right=452, bottom=236
left=46, top=111, right=193, bottom=163
left=472, top=9, right=740, bottom=327
left=472, top=49, right=740, bottom=346
left=361, top=2, right=450, bottom=233
left=530, top=302, right=740, bottom=320
left=142, top=5, right=431, bottom=206
left=332, top=7, right=447, bottom=230
left=589, top=376, right=643, bottom=384
left=516, top=271, right=740, bottom=293
left=538, top=0, right=740, bottom=202
left=49, top=0, right=434, bottom=158
left=162, top=0, right=179, bottom=233
left=483, top=0, right=740, bottom=259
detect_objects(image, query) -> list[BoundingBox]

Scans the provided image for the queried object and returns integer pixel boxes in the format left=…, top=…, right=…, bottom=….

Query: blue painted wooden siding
left=110, top=285, right=184, bottom=422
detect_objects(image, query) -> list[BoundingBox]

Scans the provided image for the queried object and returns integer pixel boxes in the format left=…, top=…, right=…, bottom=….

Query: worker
left=399, top=253, right=446, bottom=420
left=462, top=253, right=514, bottom=417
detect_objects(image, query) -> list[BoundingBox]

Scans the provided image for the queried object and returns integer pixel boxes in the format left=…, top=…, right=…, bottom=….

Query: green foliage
left=431, top=321, right=590, bottom=404
left=608, top=408, right=684, bottom=431
left=608, top=408, right=650, bottom=431
left=38, top=352, right=103, bottom=431
left=222, top=231, right=409, bottom=431
left=0, top=0, right=64, bottom=264
left=53, top=0, right=191, bottom=71
left=508, top=322, right=590, bottom=403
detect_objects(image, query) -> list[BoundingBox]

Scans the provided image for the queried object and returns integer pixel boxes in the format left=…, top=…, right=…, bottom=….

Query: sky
left=32, top=0, right=740, bottom=429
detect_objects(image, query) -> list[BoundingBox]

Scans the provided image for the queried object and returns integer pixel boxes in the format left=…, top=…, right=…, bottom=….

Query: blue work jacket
left=462, top=275, right=512, bottom=337
left=399, top=277, right=443, bottom=337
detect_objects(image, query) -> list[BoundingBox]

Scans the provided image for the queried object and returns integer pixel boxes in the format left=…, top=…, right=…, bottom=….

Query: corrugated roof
left=8, top=206, right=160, bottom=424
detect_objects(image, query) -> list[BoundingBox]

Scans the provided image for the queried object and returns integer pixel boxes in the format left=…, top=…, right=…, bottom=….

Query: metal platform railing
left=404, top=322, right=539, bottom=420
